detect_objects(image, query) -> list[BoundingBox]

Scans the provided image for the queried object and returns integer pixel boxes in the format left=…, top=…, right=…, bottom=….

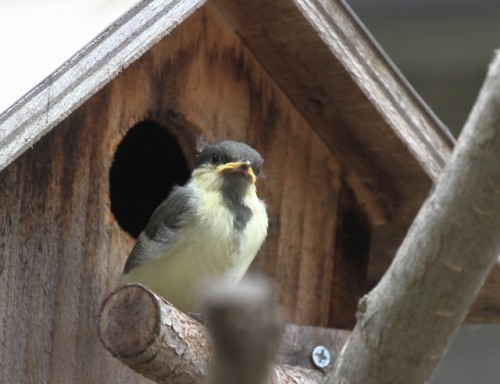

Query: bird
left=118, top=140, right=268, bottom=312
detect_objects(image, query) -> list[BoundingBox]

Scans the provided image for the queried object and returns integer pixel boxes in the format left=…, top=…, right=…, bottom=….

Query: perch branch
left=328, top=51, right=500, bottom=383
left=99, top=284, right=210, bottom=383
left=99, top=283, right=324, bottom=384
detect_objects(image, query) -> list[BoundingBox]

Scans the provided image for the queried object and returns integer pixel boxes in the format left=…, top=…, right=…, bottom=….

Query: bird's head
left=192, top=140, right=263, bottom=194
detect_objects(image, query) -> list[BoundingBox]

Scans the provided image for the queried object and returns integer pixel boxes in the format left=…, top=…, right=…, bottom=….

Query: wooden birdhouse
left=2, top=1, right=498, bottom=383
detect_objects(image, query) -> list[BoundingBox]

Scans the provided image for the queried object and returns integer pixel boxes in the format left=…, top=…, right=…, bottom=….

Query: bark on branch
left=99, top=284, right=210, bottom=383
left=99, top=283, right=324, bottom=384
left=328, top=52, right=500, bottom=383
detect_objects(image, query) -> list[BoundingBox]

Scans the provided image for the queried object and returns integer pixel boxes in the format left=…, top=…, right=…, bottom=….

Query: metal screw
left=311, top=345, right=331, bottom=369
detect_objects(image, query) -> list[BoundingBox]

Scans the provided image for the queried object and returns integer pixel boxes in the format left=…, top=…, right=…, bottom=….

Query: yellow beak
left=216, top=161, right=256, bottom=185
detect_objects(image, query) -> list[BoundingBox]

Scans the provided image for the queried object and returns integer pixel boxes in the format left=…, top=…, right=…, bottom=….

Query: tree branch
left=99, top=283, right=324, bottom=384
left=328, top=51, right=500, bottom=383
left=99, top=284, right=211, bottom=383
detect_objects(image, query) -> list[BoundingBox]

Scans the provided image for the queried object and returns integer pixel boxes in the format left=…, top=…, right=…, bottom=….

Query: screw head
left=311, top=345, right=331, bottom=369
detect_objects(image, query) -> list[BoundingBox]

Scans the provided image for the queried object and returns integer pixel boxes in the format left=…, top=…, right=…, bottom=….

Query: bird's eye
left=253, top=165, right=260, bottom=176
left=211, top=153, right=220, bottom=165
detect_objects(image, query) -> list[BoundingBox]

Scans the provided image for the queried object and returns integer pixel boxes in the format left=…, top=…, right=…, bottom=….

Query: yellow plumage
left=119, top=153, right=268, bottom=312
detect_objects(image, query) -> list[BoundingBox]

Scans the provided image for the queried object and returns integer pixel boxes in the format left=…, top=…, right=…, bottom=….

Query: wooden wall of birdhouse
left=0, top=5, right=367, bottom=383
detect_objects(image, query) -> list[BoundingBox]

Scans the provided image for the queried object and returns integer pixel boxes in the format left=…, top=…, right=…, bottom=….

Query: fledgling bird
left=118, top=140, right=268, bottom=312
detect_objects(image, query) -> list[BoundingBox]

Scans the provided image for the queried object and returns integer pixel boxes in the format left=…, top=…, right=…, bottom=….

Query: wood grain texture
left=0, top=5, right=345, bottom=383
left=211, top=0, right=500, bottom=322
left=100, top=284, right=211, bottom=383
left=212, top=0, right=456, bottom=313
left=295, top=137, right=342, bottom=326
left=0, top=0, right=206, bottom=173
left=0, top=89, right=151, bottom=384
left=214, top=0, right=453, bottom=177
left=329, top=184, right=370, bottom=329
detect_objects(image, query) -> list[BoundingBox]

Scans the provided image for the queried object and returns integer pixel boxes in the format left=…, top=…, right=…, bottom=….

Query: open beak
left=216, top=161, right=256, bottom=185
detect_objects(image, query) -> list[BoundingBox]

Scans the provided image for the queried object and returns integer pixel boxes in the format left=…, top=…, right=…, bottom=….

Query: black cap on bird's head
left=195, top=140, right=263, bottom=185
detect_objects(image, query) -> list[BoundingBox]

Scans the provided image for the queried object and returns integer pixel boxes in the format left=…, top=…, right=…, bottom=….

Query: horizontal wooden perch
left=98, top=283, right=328, bottom=383
left=99, top=284, right=210, bottom=383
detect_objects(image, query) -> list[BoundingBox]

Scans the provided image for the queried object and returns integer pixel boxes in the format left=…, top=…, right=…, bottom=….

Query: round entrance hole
left=109, top=120, right=191, bottom=238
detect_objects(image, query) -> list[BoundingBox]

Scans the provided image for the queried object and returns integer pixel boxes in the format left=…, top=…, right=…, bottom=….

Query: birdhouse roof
left=0, top=0, right=453, bottom=173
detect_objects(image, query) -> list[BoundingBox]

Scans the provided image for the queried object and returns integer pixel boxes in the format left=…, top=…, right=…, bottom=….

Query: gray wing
left=123, top=185, right=194, bottom=273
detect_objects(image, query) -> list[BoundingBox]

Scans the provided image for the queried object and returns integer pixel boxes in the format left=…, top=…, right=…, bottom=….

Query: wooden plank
left=329, top=184, right=370, bottom=329
left=272, top=111, right=312, bottom=319
left=0, top=93, right=153, bottom=384
left=214, top=0, right=453, bottom=179
left=0, top=0, right=206, bottom=173
left=295, top=136, right=342, bottom=326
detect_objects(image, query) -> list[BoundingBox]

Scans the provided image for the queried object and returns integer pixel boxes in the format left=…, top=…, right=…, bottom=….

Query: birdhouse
left=1, top=1, right=498, bottom=383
